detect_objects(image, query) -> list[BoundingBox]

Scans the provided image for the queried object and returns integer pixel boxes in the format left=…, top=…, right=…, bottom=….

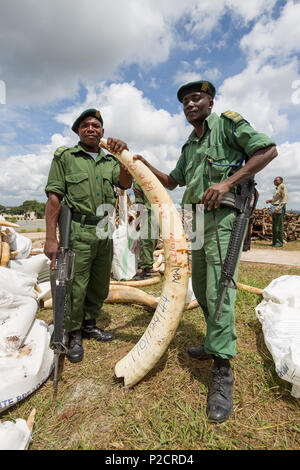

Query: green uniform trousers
left=272, top=206, right=285, bottom=246
left=139, top=208, right=158, bottom=270
left=64, top=220, right=113, bottom=332
left=191, top=207, right=243, bottom=360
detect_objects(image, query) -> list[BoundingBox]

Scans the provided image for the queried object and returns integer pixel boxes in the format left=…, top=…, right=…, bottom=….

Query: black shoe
left=133, top=268, right=152, bottom=281
left=81, top=319, right=114, bottom=342
left=187, top=345, right=212, bottom=360
left=67, top=330, right=84, bottom=363
left=206, top=357, right=234, bottom=423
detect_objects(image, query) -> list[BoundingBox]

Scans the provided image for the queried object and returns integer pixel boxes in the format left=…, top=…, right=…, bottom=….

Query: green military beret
left=71, top=108, right=104, bottom=133
left=177, top=80, right=216, bottom=102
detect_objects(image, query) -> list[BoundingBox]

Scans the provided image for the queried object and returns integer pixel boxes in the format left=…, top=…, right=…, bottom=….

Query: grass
left=251, top=239, right=300, bottom=251
left=1, top=262, right=300, bottom=450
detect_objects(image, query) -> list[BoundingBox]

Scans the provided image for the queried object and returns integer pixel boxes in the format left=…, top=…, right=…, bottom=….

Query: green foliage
left=2, top=200, right=46, bottom=218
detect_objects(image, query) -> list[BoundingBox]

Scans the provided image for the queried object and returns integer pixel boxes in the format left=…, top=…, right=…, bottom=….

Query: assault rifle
left=51, top=205, right=75, bottom=391
left=215, top=178, right=258, bottom=323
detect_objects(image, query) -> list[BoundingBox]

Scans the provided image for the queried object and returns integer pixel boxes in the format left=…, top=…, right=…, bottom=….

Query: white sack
left=14, top=233, right=32, bottom=259
left=0, top=418, right=32, bottom=450
left=0, top=267, right=37, bottom=299
left=112, top=225, right=138, bottom=281
left=0, top=320, right=54, bottom=413
left=0, top=289, right=37, bottom=352
left=9, top=253, right=50, bottom=279
left=185, top=278, right=196, bottom=303
left=36, top=281, right=51, bottom=301
left=256, top=275, right=300, bottom=398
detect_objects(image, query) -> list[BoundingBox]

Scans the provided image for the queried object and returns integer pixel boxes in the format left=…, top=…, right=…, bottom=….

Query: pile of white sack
left=256, top=275, right=300, bottom=398
left=0, top=221, right=54, bottom=449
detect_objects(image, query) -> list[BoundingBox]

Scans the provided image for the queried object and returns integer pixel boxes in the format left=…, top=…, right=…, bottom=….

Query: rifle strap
left=207, top=134, right=224, bottom=269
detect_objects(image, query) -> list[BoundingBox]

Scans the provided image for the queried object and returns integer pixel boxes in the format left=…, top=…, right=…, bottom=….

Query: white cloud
left=214, top=58, right=300, bottom=136
left=255, top=141, right=300, bottom=210
left=0, top=82, right=190, bottom=205
left=56, top=81, right=190, bottom=165
left=240, top=0, right=300, bottom=63
left=0, top=0, right=280, bottom=106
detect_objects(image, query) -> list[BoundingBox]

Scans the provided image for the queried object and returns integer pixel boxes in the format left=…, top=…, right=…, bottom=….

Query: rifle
left=51, top=205, right=76, bottom=391
left=215, top=178, right=258, bottom=323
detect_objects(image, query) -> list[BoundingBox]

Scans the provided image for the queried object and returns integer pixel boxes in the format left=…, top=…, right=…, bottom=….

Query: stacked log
left=251, top=208, right=300, bottom=242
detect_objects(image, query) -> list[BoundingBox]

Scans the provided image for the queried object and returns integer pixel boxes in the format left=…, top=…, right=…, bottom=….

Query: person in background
left=132, top=181, right=158, bottom=280
left=266, top=177, right=288, bottom=247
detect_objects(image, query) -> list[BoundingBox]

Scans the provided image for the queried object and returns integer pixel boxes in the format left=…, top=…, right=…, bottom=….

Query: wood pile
left=251, top=208, right=300, bottom=242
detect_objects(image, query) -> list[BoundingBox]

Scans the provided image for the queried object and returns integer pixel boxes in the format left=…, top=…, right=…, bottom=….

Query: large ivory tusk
left=153, top=253, right=163, bottom=270
left=0, top=220, right=20, bottom=228
left=110, top=276, right=160, bottom=287
left=101, top=138, right=189, bottom=387
left=0, top=232, right=10, bottom=267
left=26, top=408, right=36, bottom=432
left=106, top=284, right=159, bottom=309
left=237, top=282, right=263, bottom=295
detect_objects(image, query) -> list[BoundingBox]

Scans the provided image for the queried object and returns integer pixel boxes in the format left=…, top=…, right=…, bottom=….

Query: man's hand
left=44, top=238, right=59, bottom=270
left=133, top=154, right=147, bottom=165
left=266, top=199, right=271, bottom=203
left=201, top=181, right=232, bottom=210
left=104, top=137, right=128, bottom=154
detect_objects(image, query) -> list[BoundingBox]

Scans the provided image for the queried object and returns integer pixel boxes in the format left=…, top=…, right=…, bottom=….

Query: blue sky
left=0, top=0, right=300, bottom=209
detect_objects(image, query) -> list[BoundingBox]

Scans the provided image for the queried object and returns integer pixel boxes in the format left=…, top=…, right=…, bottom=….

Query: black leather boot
left=187, top=345, right=212, bottom=360
left=133, top=267, right=152, bottom=281
left=206, top=357, right=234, bottom=423
left=81, top=319, right=114, bottom=342
left=67, top=330, right=84, bottom=363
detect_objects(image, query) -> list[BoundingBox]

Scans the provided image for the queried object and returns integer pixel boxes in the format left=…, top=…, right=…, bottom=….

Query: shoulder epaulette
left=221, top=110, right=244, bottom=124
left=54, top=146, right=69, bottom=157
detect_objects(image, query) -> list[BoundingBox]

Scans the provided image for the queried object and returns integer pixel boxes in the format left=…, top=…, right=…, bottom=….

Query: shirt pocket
left=101, top=168, right=117, bottom=205
left=65, top=172, right=89, bottom=200
left=205, top=146, right=234, bottom=184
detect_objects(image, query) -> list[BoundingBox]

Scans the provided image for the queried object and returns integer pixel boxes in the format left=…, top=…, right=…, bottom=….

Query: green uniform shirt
left=170, top=111, right=276, bottom=205
left=271, top=183, right=288, bottom=211
left=45, top=143, right=121, bottom=215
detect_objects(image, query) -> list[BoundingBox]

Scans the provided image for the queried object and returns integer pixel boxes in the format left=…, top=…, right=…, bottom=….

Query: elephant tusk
left=153, top=253, right=163, bottom=270
left=0, top=232, right=10, bottom=267
left=0, top=220, right=20, bottom=228
left=101, top=138, right=189, bottom=387
left=110, top=277, right=160, bottom=287
left=106, top=285, right=159, bottom=309
left=237, top=282, right=263, bottom=295
left=26, top=408, right=36, bottom=432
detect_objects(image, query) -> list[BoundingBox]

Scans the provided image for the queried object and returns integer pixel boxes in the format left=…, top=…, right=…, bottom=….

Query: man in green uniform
left=132, top=181, right=158, bottom=280
left=266, top=177, right=288, bottom=247
left=133, top=81, right=277, bottom=422
left=44, top=108, right=132, bottom=363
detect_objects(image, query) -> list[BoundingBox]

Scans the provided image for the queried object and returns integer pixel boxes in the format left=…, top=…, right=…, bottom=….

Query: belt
left=72, top=212, right=104, bottom=225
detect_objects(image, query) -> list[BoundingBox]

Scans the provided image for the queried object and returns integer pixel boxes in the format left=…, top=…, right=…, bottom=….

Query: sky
left=0, top=0, right=300, bottom=210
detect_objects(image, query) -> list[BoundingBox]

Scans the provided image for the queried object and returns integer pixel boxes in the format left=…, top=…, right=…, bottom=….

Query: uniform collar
left=187, top=112, right=219, bottom=142
left=71, top=142, right=108, bottom=160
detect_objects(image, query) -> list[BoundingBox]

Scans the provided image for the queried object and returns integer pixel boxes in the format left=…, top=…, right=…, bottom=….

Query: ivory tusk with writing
left=100, top=138, right=189, bottom=387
